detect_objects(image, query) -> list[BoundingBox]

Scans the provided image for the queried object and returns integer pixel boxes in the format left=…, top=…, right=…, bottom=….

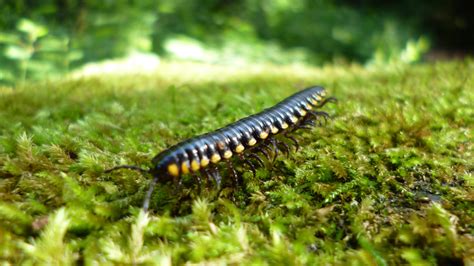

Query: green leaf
left=17, top=18, right=48, bottom=40
left=4, top=45, right=32, bottom=60
left=0, top=32, right=21, bottom=44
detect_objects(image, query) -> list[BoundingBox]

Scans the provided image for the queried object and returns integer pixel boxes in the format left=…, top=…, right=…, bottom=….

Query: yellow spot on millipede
left=315, top=95, right=322, bottom=101
left=311, top=99, right=318, bottom=105
left=271, top=126, right=279, bottom=134
left=320, top=90, right=326, bottom=97
left=167, top=164, right=179, bottom=177
left=191, top=160, right=200, bottom=171
left=259, top=131, right=269, bottom=139
left=281, top=122, right=289, bottom=129
left=248, top=138, right=257, bottom=146
left=181, top=162, right=190, bottom=174
left=201, top=157, right=210, bottom=167
left=290, top=116, right=298, bottom=123
left=306, top=103, right=313, bottom=110
left=235, top=144, right=245, bottom=153
left=224, top=150, right=233, bottom=159
left=300, top=109, right=307, bottom=116
left=211, top=153, right=221, bottom=163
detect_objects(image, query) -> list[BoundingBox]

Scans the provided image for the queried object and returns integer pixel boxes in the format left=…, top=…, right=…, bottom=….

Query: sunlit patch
left=191, top=160, right=200, bottom=171
left=223, top=150, right=233, bottom=159
left=73, top=52, right=160, bottom=77
left=181, top=162, right=190, bottom=174
left=164, top=36, right=211, bottom=61
left=248, top=138, right=257, bottom=146
left=211, top=153, right=221, bottom=163
left=168, top=164, right=179, bottom=177
left=235, top=144, right=245, bottom=153
left=201, top=157, right=210, bottom=167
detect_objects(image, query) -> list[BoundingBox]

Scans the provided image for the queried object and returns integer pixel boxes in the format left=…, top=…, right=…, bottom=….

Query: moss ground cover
left=0, top=60, right=473, bottom=265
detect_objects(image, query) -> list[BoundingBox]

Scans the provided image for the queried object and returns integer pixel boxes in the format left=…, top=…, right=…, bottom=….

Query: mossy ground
left=0, top=60, right=473, bottom=265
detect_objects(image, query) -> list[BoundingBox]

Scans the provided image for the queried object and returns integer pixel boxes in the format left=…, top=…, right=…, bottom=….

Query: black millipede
left=106, top=86, right=336, bottom=211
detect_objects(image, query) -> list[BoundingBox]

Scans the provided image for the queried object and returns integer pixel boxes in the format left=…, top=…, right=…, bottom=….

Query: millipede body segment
left=106, top=86, right=336, bottom=211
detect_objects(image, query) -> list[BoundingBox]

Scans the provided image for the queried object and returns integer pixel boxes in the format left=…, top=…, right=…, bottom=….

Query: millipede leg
left=276, top=139, right=291, bottom=157
left=296, top=115, right=318, bottom=130
left=256, top=146, right=271, bottom=161
left=311, top=111, right=330, bottom=124
left=308, top=111, right=329, bottom=126
left=192, top=173, right=203, bottom=193
left=239, top=154, right=257, bottom=178
left=170, top=175, right=183, bottom=199
left=270, top=138, right=279, bottom=162
left=317, top=96, right=337, bottom=108
left=248, top=154, right=265, bottom=167
left=244, top=159, right=257, bottom=178
left=297, top=124, right=314, bottom=130
left=209, top=166, right=223, bottom=188
left=200, top=168, right=212, bottom=189
left=226, top=160, right=239, bottom=186
left=196, top=173, right=202, bottom=187
left=285, top=135, right=300, bottom=152
left=300, top=119, right=316, bottom=128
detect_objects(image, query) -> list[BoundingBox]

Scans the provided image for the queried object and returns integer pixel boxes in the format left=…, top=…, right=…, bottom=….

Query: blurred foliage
left=0, top=0, right=471, bottom=84
left=0, top=18, right=82, bottom=83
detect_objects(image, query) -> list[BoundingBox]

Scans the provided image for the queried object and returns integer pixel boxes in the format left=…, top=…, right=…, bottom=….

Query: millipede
left=106, top=86, right=336, bottom=211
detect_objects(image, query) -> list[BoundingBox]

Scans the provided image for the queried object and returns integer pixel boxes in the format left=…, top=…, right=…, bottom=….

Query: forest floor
left=0, top=60, right=473, bottom=265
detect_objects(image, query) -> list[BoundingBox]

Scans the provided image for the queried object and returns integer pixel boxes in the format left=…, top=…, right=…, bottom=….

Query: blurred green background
left=0, top=0, right=472, bottom=85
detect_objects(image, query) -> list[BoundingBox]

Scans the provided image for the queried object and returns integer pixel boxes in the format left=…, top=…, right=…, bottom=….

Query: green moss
left=0, top=61, right=473, bottom=264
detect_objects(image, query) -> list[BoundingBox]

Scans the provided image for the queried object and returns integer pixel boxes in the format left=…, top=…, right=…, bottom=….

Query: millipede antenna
left=142, top=176, right=159, bottom=212
left=104, top=165, right=149, bottom=174
left=105, top=165, right=157, bottom=212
